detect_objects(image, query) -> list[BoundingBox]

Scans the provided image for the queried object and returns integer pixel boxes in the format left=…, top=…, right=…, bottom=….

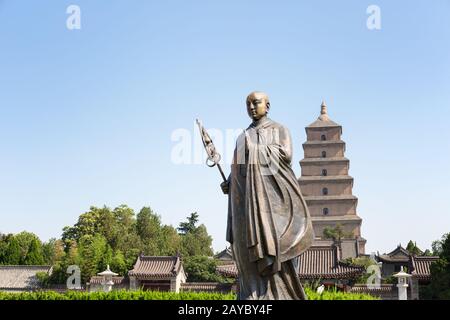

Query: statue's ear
left=266, top=102, right=270, bottom=112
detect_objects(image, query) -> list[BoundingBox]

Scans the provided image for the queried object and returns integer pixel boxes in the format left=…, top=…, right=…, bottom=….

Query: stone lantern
left=393, top=266, right=411, bottom=300
left=98, top=265, right=118, bottom=292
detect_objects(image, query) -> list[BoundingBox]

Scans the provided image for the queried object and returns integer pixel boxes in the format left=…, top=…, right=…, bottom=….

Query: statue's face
left=247, top=94, right=269, bottom=121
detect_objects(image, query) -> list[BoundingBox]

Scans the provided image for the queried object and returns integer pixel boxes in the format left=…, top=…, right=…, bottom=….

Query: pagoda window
left=322, top=169, right=328, bottom=176
left=322, top=188, right=328, bottom=195
left=321, top=134, right=326, bottom=141
left=322, top=151, right=327, bottom=158
left=323, top=208, right=329, bottom=215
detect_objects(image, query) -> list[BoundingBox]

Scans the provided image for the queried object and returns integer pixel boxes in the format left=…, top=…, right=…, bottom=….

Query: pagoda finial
left=318, top=100, right=330, bottom=121
left=321, top=100, right=327, bottom=113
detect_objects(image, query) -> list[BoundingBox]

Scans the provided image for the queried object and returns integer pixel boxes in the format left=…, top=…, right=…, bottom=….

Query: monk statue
left=220, top=91, right=313, bottom=300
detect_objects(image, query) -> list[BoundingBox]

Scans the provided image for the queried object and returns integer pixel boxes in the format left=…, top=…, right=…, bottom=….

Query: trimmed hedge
left=304, top=288, right=378, bottom=300
left=0, top=288, right=377, bottom=300
left=0, top=290, right=235, bottom=300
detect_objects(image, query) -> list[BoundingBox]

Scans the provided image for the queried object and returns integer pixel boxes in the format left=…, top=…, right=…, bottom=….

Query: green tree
left=137, top=207, right=159, bottom=239
left=35, top=272, right=50, bottom=288
left=62, top=206, right=110, bottom=243
left=323, top=224, right=353, bottom=241
left=110, top=250, right=128, bottom=276
left=183, top=256, right=231, bottom=283
left=42, top=239, right=56, bottom=265
left=100, top=244, right=113, bottom=271
left=14, top=231, right=42, bottom=263
left=23, top=238, right=44, bottom=265
left=431, top=233, right=449, bottom=256
left=344, top=256, right=378, bottom=284
left=48, top=240, right=77, bottom=284
left=4, top=237, right=21, bottom=265
left=180, top=224, right=213, bottom=257
left=61, top=205, right=142, bottom=265
left=158, top=225, right=182, bottom=256
left=178, top=212, right=199, bottom=235
left=136, top=207, right=162, bottom=255
left=42, top=239, right=65, bottom=265
left=52, top=205, right=214, bottom=282
left=406, top=240, right=423, bottom=255
left=78, top=234, right=108, bottom=282
left=178, top=213, right=213, bottom=257
left=0, top=233, right=13, bottom=264
left=427, top=233, right=450, bottom=299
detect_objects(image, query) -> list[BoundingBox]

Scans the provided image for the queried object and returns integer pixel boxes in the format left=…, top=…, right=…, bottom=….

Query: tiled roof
left=297, top=246, right=365, bottom=279
left=350, top=284, right=396, bottom=294
left=307, top=101, right=342, bottom=129
left=410, top=256, right=439, bottom=280
left=216, top=263, right=238, bottom=278
left=181, top=282, right=235, bottom=293
left=307, top=119, right=341, bottom=128
left=215, top=246, right=365, bottom=280
left=46, top=284, right=86, bottom=293
left=378, top=245, right=411, bottom=263
left=303, top=140, right=345, bottom=146
left=0, top=265, right=52, bottom=291
left=88, top=276, right=127, bottom=285
left=128, top=256, right=182, bottom=279
left=215, top=247, right=233, bottom=261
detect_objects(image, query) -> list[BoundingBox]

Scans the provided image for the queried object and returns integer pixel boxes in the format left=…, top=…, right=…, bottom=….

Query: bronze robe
left=226, top=117, right=313, bottom=300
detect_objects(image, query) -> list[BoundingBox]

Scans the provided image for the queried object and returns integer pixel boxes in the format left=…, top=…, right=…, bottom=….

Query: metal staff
left=196, top=119, right=227, bottom=182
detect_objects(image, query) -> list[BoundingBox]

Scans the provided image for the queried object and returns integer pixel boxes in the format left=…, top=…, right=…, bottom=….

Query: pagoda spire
left=318, top=100, right=330, bottom=121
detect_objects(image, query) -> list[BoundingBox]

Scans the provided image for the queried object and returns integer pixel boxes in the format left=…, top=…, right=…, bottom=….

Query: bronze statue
left=220, top=92, right=313, bottom=300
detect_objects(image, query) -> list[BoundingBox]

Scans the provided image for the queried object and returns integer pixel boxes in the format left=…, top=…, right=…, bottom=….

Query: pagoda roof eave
left=299, top=175, right=354, bottom=182
left=306, top=120, right=342, bottom=128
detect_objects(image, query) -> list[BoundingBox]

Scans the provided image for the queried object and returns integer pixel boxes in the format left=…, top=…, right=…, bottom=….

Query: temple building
left=128, top=255, right=187, bottom=292
left=298, top=101, right=366, bottom=256
left=375, top=244, right=439, bottom=300
left=215, top=244, right=366, bottom=287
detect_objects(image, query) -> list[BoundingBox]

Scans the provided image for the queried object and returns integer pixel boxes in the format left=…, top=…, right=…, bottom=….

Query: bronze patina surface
left=221, top=92, right=313, bottom=300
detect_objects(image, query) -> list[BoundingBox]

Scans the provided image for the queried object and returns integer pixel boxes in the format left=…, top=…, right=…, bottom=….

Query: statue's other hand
left=220, top=181, right=229, bottom=195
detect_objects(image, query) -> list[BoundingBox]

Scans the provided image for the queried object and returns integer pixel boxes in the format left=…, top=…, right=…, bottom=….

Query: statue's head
left=246, top=91, right=270, bottom=121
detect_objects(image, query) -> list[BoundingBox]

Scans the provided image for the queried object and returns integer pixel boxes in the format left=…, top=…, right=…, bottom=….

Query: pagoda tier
left=299, top=101, right=366, bottom=254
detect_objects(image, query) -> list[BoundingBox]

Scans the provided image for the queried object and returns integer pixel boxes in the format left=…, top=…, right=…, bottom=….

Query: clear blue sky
left=1, top=0, right=449, bottom=255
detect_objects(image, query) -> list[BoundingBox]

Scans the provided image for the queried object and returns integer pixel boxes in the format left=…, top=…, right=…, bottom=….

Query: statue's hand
left=220, top=181, right=229, bottom=195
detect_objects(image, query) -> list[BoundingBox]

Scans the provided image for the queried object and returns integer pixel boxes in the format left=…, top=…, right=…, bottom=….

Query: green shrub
left=304, top=287, right=378, bottom=300
left=0, top=290, right=235, bottom=300
left=35, top=272, right=50, bottom=288
left=0, top=288, right=377, bottom=300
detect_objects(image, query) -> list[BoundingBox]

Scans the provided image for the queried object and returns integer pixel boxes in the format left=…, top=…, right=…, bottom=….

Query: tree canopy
left=426, top=233, right=450, bottom=299
left=0, top=205, right=216, bottom=284
left=406, top=240, right=423, bottom=256
left=323, top=224, right=354, bottom=241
